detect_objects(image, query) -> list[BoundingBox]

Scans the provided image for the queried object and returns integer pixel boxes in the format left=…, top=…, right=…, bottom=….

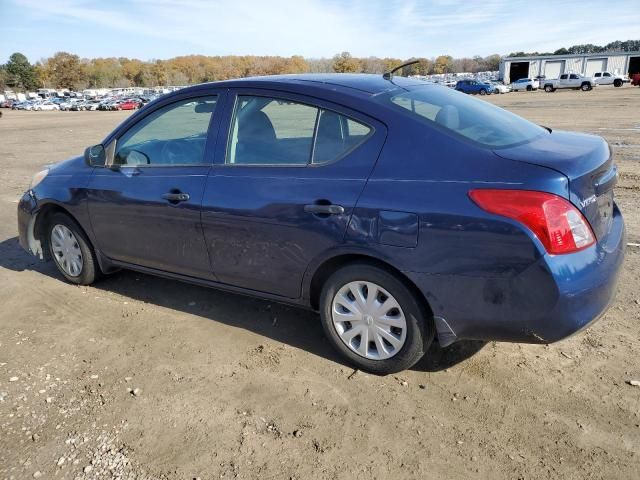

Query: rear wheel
left=581, top=82, right=592, bottom=91
left=479, top=88, right=487, bottom=96
left=47, top=212, right=99, bottom=285
left=319, top=263, right=433, bottom=375
left=613, top=79, right=623, bottom=87
left=526, top=85, right=532, bottom=91
left=544, top=85, right=554, bottom=92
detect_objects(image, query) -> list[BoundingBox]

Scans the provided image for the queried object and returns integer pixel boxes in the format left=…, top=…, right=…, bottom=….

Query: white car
left=34, top=101, right=60, bottom=111
left=84, top=100, right=101, bottom=111
left=593, top=71, right=629, bottom=87
left=510, top=78, right=539, bottom=91
left=491, top=82, right=511, bottom=94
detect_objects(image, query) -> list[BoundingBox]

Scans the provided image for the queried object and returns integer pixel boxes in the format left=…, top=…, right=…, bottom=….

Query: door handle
left=304, top=204, right=345, bottom=215
left=162, top=192, right=190, bottom=202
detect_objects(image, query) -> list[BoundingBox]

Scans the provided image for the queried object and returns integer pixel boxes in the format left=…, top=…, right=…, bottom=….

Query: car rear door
left=86, top=90, right=226, bottom=279
left=569, top=73, right=580, bottom=87
left=200, top=89, right=387, bottom=298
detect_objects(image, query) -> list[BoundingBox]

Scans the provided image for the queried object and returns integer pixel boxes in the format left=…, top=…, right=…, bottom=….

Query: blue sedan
left=17, top=74, right=625, bottom=374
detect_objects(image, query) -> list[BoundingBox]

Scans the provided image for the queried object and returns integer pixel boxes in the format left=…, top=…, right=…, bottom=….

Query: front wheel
left=319, top=263, right=433, bottom=375
left=526, top=85, right=532, bottom=91
left=47, top=212, right=99, bottom=285
left=479, top=88, right=487, bottom=96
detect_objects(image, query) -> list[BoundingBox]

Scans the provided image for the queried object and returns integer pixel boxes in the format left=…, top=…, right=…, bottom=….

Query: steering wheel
left=160, top=139, right=200, bottom=165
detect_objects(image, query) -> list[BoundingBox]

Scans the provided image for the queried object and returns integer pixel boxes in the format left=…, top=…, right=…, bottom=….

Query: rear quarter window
left=381, top=85, right=546, bottom=148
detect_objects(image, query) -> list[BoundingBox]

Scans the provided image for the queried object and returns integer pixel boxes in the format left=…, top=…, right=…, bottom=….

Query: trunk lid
left=494, top=131, right=616, bottom=240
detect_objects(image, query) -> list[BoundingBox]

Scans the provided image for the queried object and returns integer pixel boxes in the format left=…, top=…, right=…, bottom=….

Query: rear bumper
left=408, top=204, right=626, bottom=344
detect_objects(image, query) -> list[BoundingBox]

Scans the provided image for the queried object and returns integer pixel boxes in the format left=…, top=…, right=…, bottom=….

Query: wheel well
left=33, top=204, right=82, bottom=257
left=308, top=254, right=434, bottom=319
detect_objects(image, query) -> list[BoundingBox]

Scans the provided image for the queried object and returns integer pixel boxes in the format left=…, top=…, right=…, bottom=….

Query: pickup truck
left=593, top=71, right=629, bottom=87
left=542, top=73, right=597, bottom=92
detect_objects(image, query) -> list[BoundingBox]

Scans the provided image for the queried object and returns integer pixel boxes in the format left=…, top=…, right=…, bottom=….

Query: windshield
left=378, top=85, right=546, bottom=148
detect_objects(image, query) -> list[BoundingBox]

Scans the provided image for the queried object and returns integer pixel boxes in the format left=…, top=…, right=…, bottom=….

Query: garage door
left=544, top=61, right=564, bottom=79
left=585, top=58, right=606, bottom=76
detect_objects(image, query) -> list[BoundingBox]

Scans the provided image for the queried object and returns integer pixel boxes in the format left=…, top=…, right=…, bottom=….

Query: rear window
left=378, top=85, right=546, bottom=148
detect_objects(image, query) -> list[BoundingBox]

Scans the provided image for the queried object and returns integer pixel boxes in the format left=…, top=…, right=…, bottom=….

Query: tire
left=614, top=79, right=623, bottom=87
left=526, top=85, right=532, bottom=91
left=581, top=83, right=591, bottom=91
left=544, top=85, right=554, bottom=92
left=319, top=263, right=434, bottom=375
left=479, top=88, right=487, bottom=96
left=47, top=212, right=99, bottom=285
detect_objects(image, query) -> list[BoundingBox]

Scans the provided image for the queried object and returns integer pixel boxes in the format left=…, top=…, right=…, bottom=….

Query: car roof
left=186, top=73, right=429, bottom=96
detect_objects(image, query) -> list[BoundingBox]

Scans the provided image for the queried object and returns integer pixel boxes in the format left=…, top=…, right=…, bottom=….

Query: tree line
left=0, top=51, right=501, bottom=91
left=1, top=39, right=637, bottom=91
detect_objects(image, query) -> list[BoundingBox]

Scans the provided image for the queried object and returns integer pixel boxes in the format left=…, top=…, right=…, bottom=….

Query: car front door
left=86, top=92, right=225, bottom=279
left=200, top=90, right=386, bottom=298
left=559, top=74, right=569, bottom=87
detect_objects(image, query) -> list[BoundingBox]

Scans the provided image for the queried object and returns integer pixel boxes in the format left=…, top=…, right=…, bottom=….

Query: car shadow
left=0, top=236, right=485, bottom=373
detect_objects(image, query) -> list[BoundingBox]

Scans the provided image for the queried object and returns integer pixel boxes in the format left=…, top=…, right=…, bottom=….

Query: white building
left=499, top=51, right=640, bottom=83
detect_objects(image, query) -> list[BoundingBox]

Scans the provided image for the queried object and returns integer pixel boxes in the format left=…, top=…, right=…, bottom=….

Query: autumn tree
left=332, top=52, right=361, bottom=73
left=0, top=66, right=10, bottom=90
left=44, top=52, right=86, bottom=89
left=433, top=55, right=454, bottom=74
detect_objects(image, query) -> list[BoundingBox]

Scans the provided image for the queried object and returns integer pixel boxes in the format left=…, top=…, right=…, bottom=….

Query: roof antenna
left=383, top=59, right=421, bottom=80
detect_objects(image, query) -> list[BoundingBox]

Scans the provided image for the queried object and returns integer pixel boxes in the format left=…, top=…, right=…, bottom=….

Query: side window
left=115, top=96, right=217, bottom=166
left=227, top=96, right=317, bottom=165
left=594, top=73, right=602, bottom=77
left=570, top=74, right=579, bottom=79
left=603, top=72, right=611, bottom=77
left=313, top=110, right=372, bottom=164
left=226, top=95, right=372, bottom=166
left=560, top=74, right=568, bottom=80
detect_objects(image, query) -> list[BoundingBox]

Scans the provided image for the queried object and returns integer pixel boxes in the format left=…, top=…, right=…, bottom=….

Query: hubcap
left=50, top=224, right=83, bottom=277
left=331, top=281, right=407, bottom=360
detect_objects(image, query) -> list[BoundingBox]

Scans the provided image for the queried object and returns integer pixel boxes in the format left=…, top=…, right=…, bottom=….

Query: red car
left=116, top=99, right=140, bottom=110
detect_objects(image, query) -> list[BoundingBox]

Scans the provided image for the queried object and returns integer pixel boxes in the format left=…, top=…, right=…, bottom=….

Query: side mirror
left=84, top=144, right=106, bottom=167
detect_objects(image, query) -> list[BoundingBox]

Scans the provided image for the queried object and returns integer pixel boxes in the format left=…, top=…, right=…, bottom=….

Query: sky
left=1, top=0, right=639, bottom=63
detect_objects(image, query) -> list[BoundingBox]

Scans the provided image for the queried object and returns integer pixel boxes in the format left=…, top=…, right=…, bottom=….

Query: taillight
left=469, top=189, right=595, bottom=254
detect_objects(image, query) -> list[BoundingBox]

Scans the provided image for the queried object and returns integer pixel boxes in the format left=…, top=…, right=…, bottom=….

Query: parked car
left=631, top=73, right=640, bottom=86
left=84, top=100, right=102, bottom=111
left=59, top=99, right=80, bottom=111
left=455, top=79, right=493, bottom=95
left=18, top=100, right=38, bottom=111
left=97, top=99, right=115, bottom=111
left=70, top=101, right=88, bottom=111
left=510, top=78, right=539, bottom=91
left=34, top=101, right=60, bottom=111
left=17, top=74, right=625, bottom=374
left=116, top=99, right=140, bottom=110
left=593, top=71, right=629, bottom=87
left=543, top=73, right=597, bottom=92
left=491, top=81, right=511, bottom=94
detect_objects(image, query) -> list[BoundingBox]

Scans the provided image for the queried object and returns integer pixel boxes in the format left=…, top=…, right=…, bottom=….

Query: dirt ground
left=1, top=86, right=639, bottom=480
